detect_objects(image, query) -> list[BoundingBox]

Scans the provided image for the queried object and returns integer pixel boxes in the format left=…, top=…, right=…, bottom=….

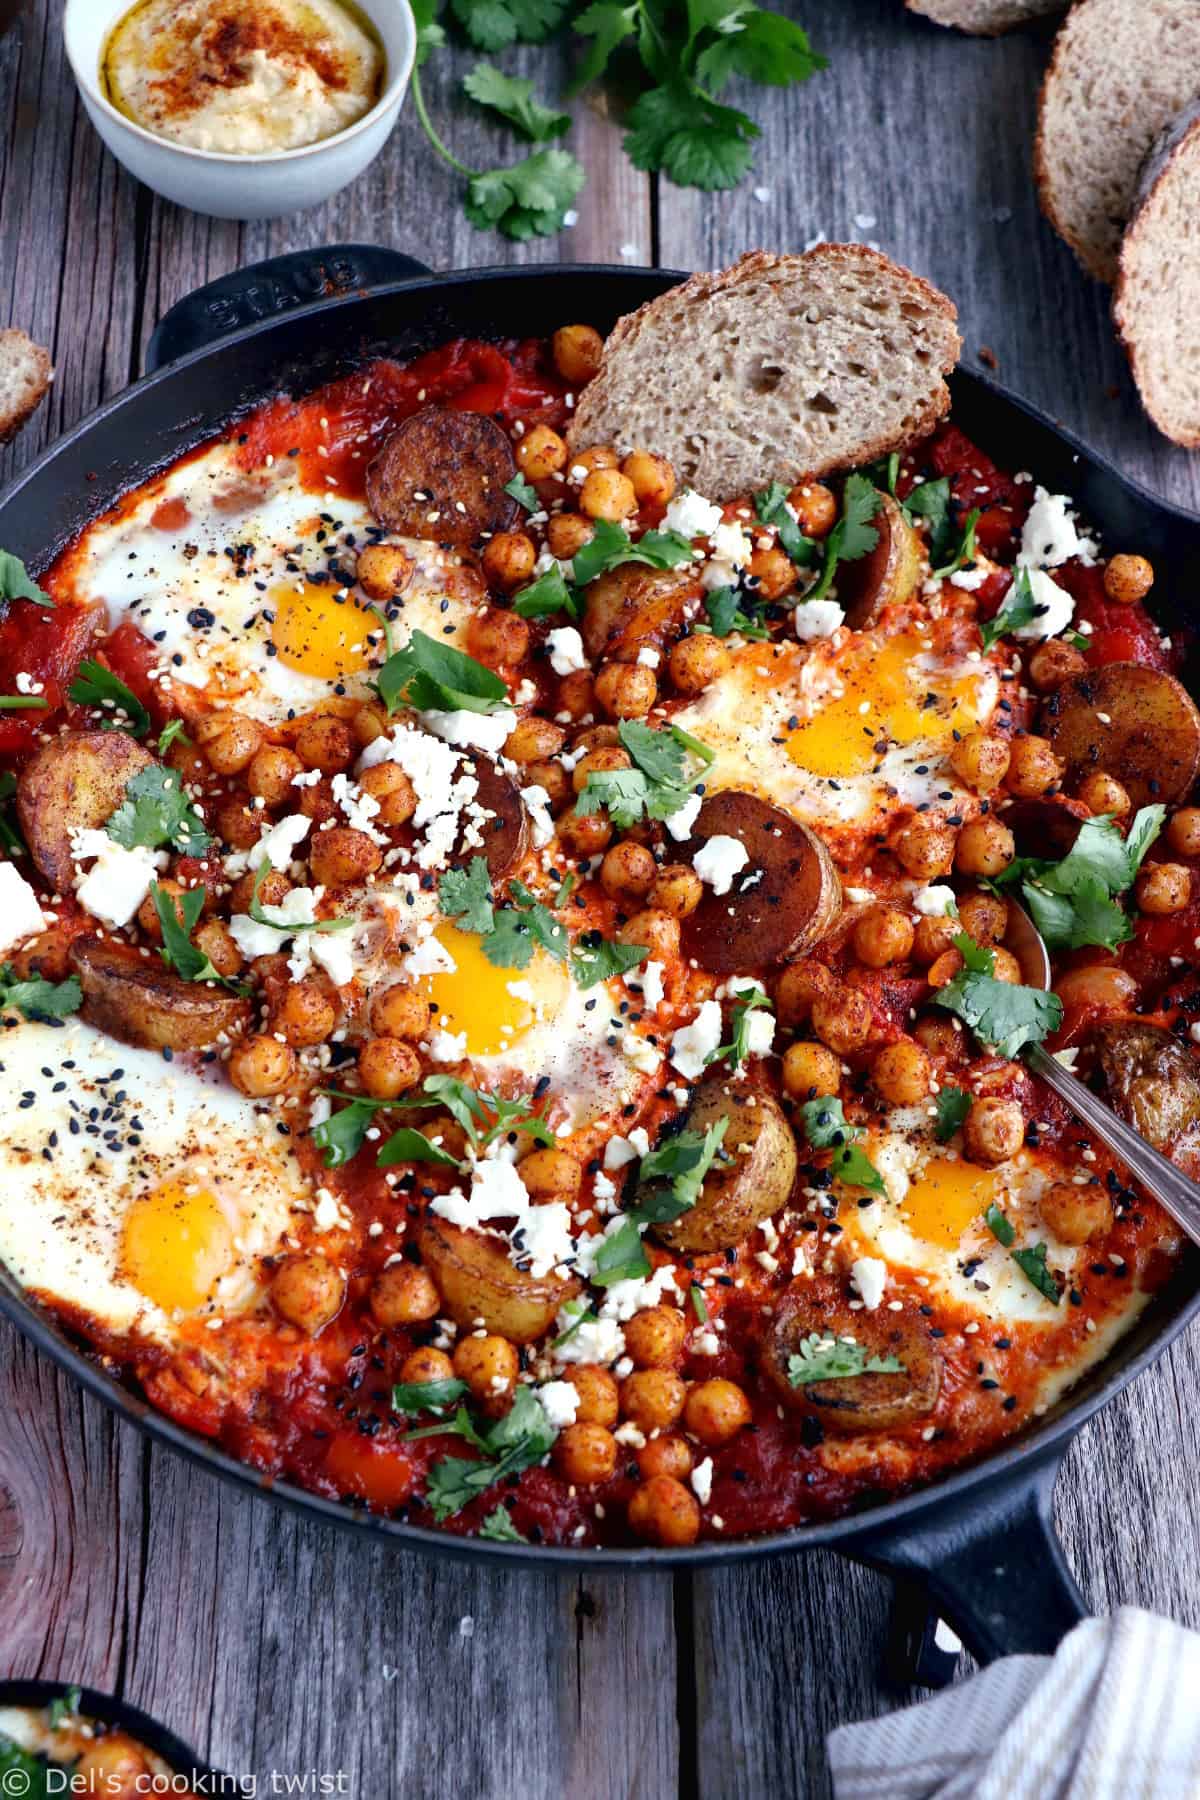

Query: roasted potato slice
left=70, top=936, right=251, bottom=1053
left=417, top=1215, right=581, bottom=1343
left=451, top=756, right=527, bottom=881
left=366, top=406, right=519, bottom=548
left=680, top=790, right=841, bottom=975
left=1041, top=663, right=1200, bottom=808
left=1094, top=1022, right=1200, bottom=1153
left=836, top=493, right=921, bottom=630
left=17, top=729, right=155, bottom=889
left=762, top=1289, right=942, bottom=1433
left=643, top=1077, right=798, bottom=1253
left=581, top=563, right=702, bottom=663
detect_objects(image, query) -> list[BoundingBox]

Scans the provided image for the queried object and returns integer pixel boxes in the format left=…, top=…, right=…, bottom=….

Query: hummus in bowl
left=102, top=0, right=385, bottom=156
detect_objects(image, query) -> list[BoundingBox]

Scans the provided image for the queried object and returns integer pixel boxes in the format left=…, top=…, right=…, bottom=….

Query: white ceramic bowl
left=62, top=0, right=416, bottom=221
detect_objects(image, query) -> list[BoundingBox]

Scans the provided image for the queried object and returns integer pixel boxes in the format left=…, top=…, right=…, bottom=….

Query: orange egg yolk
left=787, top=631, right=991, bottom=780
left=122, top=1179, right=234, bottom=1313
left=269, top=581, right=381, bottom=679
left=419, top=923, right=569, bottom=1058
left=902, top=1154, right=1000, bottom=1250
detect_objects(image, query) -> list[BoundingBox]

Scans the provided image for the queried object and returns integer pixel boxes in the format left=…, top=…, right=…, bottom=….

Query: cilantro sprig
left=478, top=1503, right=529, bottom=1542
left=754, top=481, right=816, bottom=567
left=934, top=1086, right=971, bottom=1144
left=701, top=587, right=770, bottom=640
left=151, top=882, right=245, bottom=992
left=803, top=474, right=881, bottom=603
left=634, top=1118, right=730, bottom=1224
left=376, top=627, right=509, bottom=718
left=106, top=764, right=210, bottom=854
left=0, top=547, right=52, bottom=608
left=575, top=719, right=714, bottom=829
left=439, top=856, right=645, bottom=988
left=67, top=660, right=150, bottom=736
left=798, top=1096, right=885, bottom=1194
left=313, top=1074, right=555, bottom=1168
left=901, top=477, right=980, bottom=581
left=787, top=1334, right=903, bottom=1385
left=0, top=963, right=81, bottom=1021
left=991, top=806, right=1164, bottom=953
left=511, top=564, right=579, bottom=621
left=1011, top=1241, right=1061, bottom=1305
left=979, top=566, right=1039, bottom=651
left=421, top=1385, right=558, bottom=1520
left=569, top=519, right=694, bottom=587
left=706, top=983, right=772, bottom=1072
left=933, top=931, right=1062, bottom=1058
left=248, top=862, right=353, bottom=937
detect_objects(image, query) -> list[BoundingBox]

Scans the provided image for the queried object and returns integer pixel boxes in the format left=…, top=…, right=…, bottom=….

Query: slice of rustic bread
left=1114, top=103, right=1200, bottom=445
left=906, top=0, right=1065, bottom=34
left=1036, top=0, right=1200, bottom=284
left=566, top=247, right=961, bottom=499
left=0, top=330, right=51, bottom=445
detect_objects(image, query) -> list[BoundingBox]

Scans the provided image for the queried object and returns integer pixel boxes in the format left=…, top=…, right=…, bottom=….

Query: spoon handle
left=1024, top=1040, right=1200, bottom=1248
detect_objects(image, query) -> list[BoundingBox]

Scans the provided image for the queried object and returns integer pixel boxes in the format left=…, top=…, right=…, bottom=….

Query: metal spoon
left=1003, top=899, right=1200, bottom=1247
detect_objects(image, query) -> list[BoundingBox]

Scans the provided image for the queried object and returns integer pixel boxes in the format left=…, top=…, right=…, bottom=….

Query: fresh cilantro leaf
left=452, top=0, right=569, bottom=50
left=985, top=1202, right=1015, bottom=1247
left=0, top=548, right=52, bottom=608
left=424, top=1384, right=558, bottom=1520
left=512, top=564, right=580, bottom=620
left=67, top=659, right=151, bottom=736
left=478, top=1503, right=529, bottom=1542
left=152, top=882, right=236, bottom=988
left=798, top=1096, right=885, bottom=1194
left=377, top=1126, right=463, bottom=1168
left=754, top=481, right=816, bottom=567
left=979, top=567, right=1038, bottom=651
left=934, top=1086, right=971, bottom=1144
left=411, top=0, right=447, bottom=62
left=787, top=1333, right=903, bottom=1385
left=1012, top=1240, right=1061, bottom=1305
left=625, top=79, right=759, bottom=191
left=377, top=627, right=509, bottom=716
left=553, top=1297, right=597, bottom=1348
left=157, top=718, right=190, bottom=754
left=464, top=63, right=570, bottom=139
left=504, top=472, right=541, bottom=511
left=902, top=476, right=954, bottom=562
left=690, top=1283, right=709, bottom=1323
left=570, top=0, right=639, bottom=92
left=634, top=1119, right=729, bottom=1223
left=249, top=861, right=353, bottom=935
left=47, top=1687, right=82, bottom=1729
left=0, top=1734, right=47, bottom=1798
left=994, top=807, right=1165, bottom=953
left=0, top=963, right=81, bottom=1021
left=617, top=718, right=689, bottom=785
left=465, top=148, right=586, bottom=241
left=313, top=1098, right=379, bottom=1168
left=422, top=1075, right=556, bottom=1151
left=575, top=720, right=713, bottom=827
left=933, top=931, right=1063, bottom=1057
left=439, top=856, right=495, bottom=934
left=392, top=1377, right=468, bottom=1414
left=931, top=506, right=981, bottom=581
left=805, top=474, right=881, bottom=602
left=0, top=694, right=47, bottom=710
left=481, top=880, right=568, bottom=970
left=569, top=931, right=648, bottom=989
left=0, top=771, right=23, bottom=858
left=570, top=518, right=694, bottom=586
left=707, top=982, right=772, bottom=1071
left=588, top=1215, right=651, bottom=1287
left=695, top=7, right=826, bottom=90
left=702, top=589, right=769, bottom=640
left=105, top=764, right=210, bottom=854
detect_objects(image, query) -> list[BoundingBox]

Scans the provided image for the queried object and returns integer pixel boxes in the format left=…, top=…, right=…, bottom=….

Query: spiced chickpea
left=625, top=1305, right=687, bottom=1369
left=546, top=511, right=594, bottom=560
left=787, top=481, right=838, bottom=538
left=356, top=542, right=414, bottom=602
left=353, top=702, right=388, bottom=748
left=370, top=983, right=431, bottom=1040
left=595, top=660, right=657, bottom=718
left=871, top=1040, right=932, bottom=1105
left=774, top=958, right=836, bottom=1027
left=505, top=715, right=566, bottom=765
left=274, top=979, right=337, bottom=1048
left=515, top=423, right=568, bottom=481
left=400, top=1346, right=455, bottom=1386
left=571, top=445, right=620, bottom=478
left=248, top=743, right=304, bottom=807
left=554, top=1422, right=618, bottom=1485
left=669, top=633, right=730, bottom=695
left=295, top=713, right=355, bottom=775
left=749, top=543, right=798, bottom=600
left=782, top=1041, right=842, bottom=1100
left=600, top=839, right=655, bottom=902
left=892, top=817, right=957, bottom=880
left=552, top=324, right=604, bottom=385
left=684, top=1378, right=752, bottom=1448
left=217, top=795, right=263, bottom=850
left=567, top=1365, right=619, bottom=1427
left=909, top=916, right=956, bottom=967
left=482, top=531, right=537, bottom=592
left=647, top=865, right=703, bottom=919
left=950, top=731, right=1011, bottom=792
left=520, top=1147, right=583, bottom=1202
left=370, top=1261, right=441, bottom=1327
left=638, top=1434, right=693, bottom=1481
left=358, top=1036, right=422, bottom=1099
left=581, top=467, right=638, bottom=522
left=1077, top=772, right=1131, bottom=819
left=853, top=904, right=914, bottom=969
left=1029, top=638, right=1088, bottom=691
left=628, top=1475, right=701, bottom=1546
left=557, top=668, right=595, bottom=720
left=453, top=1333, right=519, bottom=1402
left=229, top=1035, right=296, bottom=1098
left=1103, top=553, right=1154, bottom=605
left=471, top=608, right=531, bottom=669
left=811, top=986, right=873, bottom=1055
left=1168, top=808, right=1200, bottom=857
left=1135, top=861, right=1192, bottom=915
left=194, top=918, right=243, bottom=978
left=195, top=712, right=264, bottom=776
left=622, top=449, right=676, bottom=508
left=955, top=817, right=1015, bottom=878
left=991, top=946, right=1022, bottom=984
left=963, top=1097, right=1024, bottom=1166
left=230, top=866, right=289, bottom=913
left=309, top=825, right=383, bottom=887
left=358, top=761, right=417, bottom=826
left=927, top=947, right=965, bottom=989
left=1005, top=735, right=1063, bottom=799
left=620, top=1368, right=686, bottom=1432
left=557, top=810, right=613, bottom=857
left=571, top=745, right=631, bottom=793
left=914, top=1013, right=964, bottom=1059
left=137, top=876, right=185, bottom=940
left=1040, top=1180, right=1114, bottom=1246
left=528, top=758, right=571, bottom=811
left=270, top=1253, right=345, bottom=1334
left=297, top=776, right=337, bottom=825
left=958, top=891, right=1008, bottom=944
left=617, top=908, right=681, bottom=961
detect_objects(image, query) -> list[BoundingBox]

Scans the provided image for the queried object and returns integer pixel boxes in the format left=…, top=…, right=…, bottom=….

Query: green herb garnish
left=985, top=1202, right=1016, bottom=1247
left=106, top=764, right=210, bottom=854
left=634, top=1119, right=729, bottom=1224
left=933, top=931, right=1062, bottom=1058
left=67, top=659, right=150, bottom=736
left=787, top=1333, right=903, bottom=1385
left=376, top=627, right=509, bottom=717
left=804, top=473, right=881, bottom=602
left=0, top=963, right=81, bottom=1021
left=0, top=547, right=52, bottom=607
left=934, top=1086, right=971, bottom=1144
left=798, top=1096, right=885, bottom=1194
left=1011, top=1241, right=1061, bottom=1305
left=992, top=806, right=1164, bottom=953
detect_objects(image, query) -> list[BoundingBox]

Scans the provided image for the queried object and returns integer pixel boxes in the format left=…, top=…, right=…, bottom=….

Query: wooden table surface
left=4, top=3, right=1200, bottom=1795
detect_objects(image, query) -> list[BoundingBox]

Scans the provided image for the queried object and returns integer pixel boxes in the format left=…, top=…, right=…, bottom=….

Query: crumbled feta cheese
left=636, top=647, right=660, bottom=669
left=950, top=565, right=990, bottom=591
left=331, top=774, right=385, bottom=844
left=71, top=830, right=164, bottom=929
left=546, top=626, right=588, bottom=676
left=690, top=1457, right=714, bottom=1506
left=520, top=783, right=555, bottom=848
left=599, top=1262, right=680, bottom=1323
left=692, top=833, right=750, bottom=897
left=427, top=1028, right=468, bottom=1062
left=405, top=932, right=457, bottom=979
left=912, top=884, right=956, bottom=917
left=742, top=1006, right=776, bottom=1060
left=358, top=723, right=479, bottom=870
left=227, top=811, right=310, bottom=875
left=313, top=1190, right=342, bottom=1233
left=663, top=489, right=723, bottom=540
left=692, top=1329, right=720, bottom=1356
left=423, top=708, right=517, bottom=757
left=794, top=599, right=845, bottom=641
left=1010, top=567, right=1075, bottom=641
left=621, top=1032, right=662, bottom=1075
left=1019, top=488, right=1096, bottom=569
left=851, top=1255, right=888, bottom=1311
left=308, top=929, right=356, bottom=988
left=537, top=1380, right=579, bottom=1430
left=640, top=960, right=665, bottom=1011
left=0, top=863, right=46, bottom=952
left=553, top=1312, right=625, bottom=1367
left=664, top=792, right=703, bottom=841
left=670, top=999, right=723, bottom=1079
left=603, top=1136, right=639, bottom=1171
left=709, top=521, right=752, bottom=569
left=513, top=1200, right=575, bottom=1277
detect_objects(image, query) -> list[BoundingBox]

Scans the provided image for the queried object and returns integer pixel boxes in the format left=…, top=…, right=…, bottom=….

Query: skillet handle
left=848, top=1447, right=1087, bottom=1675
left=145, top=245, right=434, bottom=373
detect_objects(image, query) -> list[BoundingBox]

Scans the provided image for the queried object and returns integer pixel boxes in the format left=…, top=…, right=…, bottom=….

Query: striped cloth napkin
left=828, top=1608, right=1200, bottom=1799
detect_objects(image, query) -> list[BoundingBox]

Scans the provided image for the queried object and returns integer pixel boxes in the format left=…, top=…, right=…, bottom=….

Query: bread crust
left=906, top=0, right=1065, bottom=35
left=1113, top=104, right=1200, bottom=446
left=567, top=246, right=961, bottom=495
left=0, top=329, right=52, bottom=446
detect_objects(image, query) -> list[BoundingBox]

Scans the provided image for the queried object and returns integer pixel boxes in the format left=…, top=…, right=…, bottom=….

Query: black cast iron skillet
left=0, top=1678, right=249, bottom=1793
left=1, top=246, right=1198, bottom=1678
